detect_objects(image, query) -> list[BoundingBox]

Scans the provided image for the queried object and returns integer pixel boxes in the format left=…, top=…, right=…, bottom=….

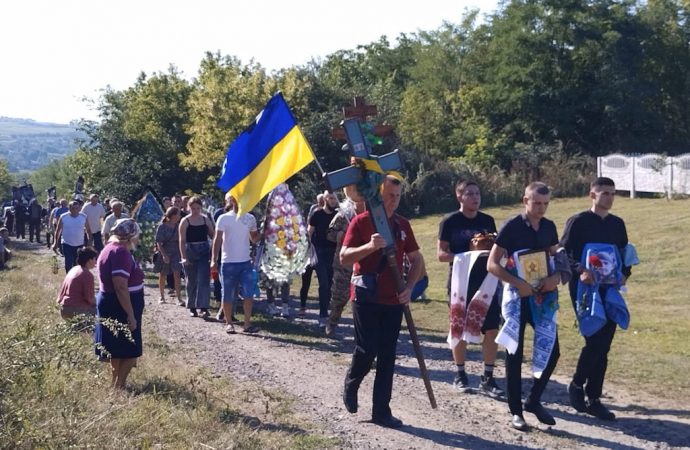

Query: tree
left=0, top=158, right=15, bottom=202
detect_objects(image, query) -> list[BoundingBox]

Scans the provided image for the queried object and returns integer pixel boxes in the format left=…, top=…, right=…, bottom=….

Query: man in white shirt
left=53, top=201, right=91, bottom=272
left=101, top=200, right=129, bottom=242
left=81, top=194, right=106, bottom=251
left=211, top=193, right=260, bottom=334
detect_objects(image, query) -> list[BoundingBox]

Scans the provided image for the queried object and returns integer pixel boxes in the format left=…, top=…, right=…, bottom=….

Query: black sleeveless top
left=186, top=217, right=208, bottom=243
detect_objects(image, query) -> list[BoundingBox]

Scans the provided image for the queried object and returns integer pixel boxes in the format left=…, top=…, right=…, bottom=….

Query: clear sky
left=1, top=0, right=498, bottom=124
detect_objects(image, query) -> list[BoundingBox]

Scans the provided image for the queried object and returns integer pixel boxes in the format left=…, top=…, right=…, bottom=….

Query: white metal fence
left=597, top=153, right=690, bottom=197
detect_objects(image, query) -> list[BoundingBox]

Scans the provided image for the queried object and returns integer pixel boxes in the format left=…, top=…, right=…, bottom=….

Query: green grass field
left=408, top=196, right=690, bottom=399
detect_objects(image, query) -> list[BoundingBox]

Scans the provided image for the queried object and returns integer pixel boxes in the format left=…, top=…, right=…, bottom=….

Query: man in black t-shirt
left=437, top=180, right=504, bottom=398
left=560, top=177, right=631, bottom=421
left=309, top=191, right=338, bottom=328
left=488, top=182, right=563, bottom=431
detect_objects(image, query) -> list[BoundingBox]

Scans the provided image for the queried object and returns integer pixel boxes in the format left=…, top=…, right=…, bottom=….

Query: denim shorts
left=221, top=261, right=254, bottom=302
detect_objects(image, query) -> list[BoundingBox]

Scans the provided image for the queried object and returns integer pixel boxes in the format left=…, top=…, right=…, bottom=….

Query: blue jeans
left=314, top=248, right=335, bottom=318
left=184, top=242, right=211, bottom=310
left=62, top=243, right=83, bottom=273
left=92, top=231, right=104, bottom=252
left=220, top=261, right=255, bottom=302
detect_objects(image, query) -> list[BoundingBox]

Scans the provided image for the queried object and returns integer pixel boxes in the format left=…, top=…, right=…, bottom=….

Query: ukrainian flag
left=217, top=93, right=315, bottom=215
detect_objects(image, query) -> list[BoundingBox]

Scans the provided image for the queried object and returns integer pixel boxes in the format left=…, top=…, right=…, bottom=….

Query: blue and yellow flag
left=217, top=93, right=315, bottom=215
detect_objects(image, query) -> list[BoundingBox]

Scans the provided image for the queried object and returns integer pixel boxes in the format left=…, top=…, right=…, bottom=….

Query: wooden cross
left=331, top=97, right=394, bottom=141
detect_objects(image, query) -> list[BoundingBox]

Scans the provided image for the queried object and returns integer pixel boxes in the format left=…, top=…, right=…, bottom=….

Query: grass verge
left=0, top=245, right=337, bottom=449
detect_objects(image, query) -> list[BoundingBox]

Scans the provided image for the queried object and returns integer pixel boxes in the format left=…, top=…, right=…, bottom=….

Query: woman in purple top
left=94, top=218, right=145, bottom=389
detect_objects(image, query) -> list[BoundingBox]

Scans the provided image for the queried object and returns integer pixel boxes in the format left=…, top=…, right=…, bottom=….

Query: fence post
left=630, top=155, right=636, bottom=199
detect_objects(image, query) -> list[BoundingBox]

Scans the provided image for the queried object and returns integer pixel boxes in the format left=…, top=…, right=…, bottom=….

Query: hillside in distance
left=0, top=117, right=84, bottom=172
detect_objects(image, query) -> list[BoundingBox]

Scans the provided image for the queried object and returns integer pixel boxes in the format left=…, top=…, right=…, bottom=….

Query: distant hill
left=0, top=117, right=85, bottom=172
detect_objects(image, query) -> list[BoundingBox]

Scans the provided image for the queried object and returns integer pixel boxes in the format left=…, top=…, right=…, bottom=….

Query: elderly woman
left=179, top=196, right=214, bottom=318
left=94, top=218, right=145, bottom=389
left=57, top=246, right=98, bottom=319
left=154, top=206, right=182, bottom=304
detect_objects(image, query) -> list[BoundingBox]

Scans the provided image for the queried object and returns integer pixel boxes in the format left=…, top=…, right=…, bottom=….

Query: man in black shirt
left=309, top=191, right=338, bottom=328
left=437, top=180, right=504, bottom=398
left=488, top=182, right=563, bottom=431
left=560, top=177, right=631, bottom=421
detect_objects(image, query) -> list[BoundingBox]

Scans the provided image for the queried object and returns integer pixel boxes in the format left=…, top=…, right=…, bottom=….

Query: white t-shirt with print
left=215, top=211, right=257, bottom=263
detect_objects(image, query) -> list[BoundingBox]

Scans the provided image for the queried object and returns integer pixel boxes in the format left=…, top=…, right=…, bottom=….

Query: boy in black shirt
left=488, top=182, right=563, bottom=431
left=560, top=177, right=631, bottom=421
left=437, top=180, right=503, bottom=398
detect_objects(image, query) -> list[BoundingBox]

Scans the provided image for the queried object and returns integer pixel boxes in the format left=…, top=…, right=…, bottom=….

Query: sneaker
left=568, top=382, right=587, bottom=413
left=158, top=296, right=166, bottom=304
left=267, top=303, right=280, bottom=316
left=453, top=372, right=471, bottom=393
left=200, top=309, right=210, bottom=319
left=318, top=317, right=327, bottom=328
left=478, top=375, right=505, bottom=399
left=189, top=309, right=198, bottom=318
left=177, top=299, right=186, bottom=307
left=325, top=323, right=335, bottom=337
left=586, top=399, right=616, bottom=421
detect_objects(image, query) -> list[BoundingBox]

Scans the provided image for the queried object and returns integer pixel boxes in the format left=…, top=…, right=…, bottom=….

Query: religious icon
left=516, top=249, right=550, bottom=288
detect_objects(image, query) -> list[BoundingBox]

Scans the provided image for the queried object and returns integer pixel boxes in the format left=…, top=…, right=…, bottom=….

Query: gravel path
left=142, top=284, right=690, bottom=450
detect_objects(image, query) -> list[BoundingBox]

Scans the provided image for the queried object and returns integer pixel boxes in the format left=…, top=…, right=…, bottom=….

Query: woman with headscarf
left=154, top=206, right=183, bottom=304
left=94, top=218, right=145, bottom=389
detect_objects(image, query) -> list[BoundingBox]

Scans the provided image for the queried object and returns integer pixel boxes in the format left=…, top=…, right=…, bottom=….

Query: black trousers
left=505, top=297, right=560, bottom=416
left=299, top=265, right=314, bottom=308
left=573, top=319, right=616, bottom=400
left=28, top=218, right=41, bottom=242
left=344, top=301, right=403, bottom=420
left=15, top=219, right=25, bottom=239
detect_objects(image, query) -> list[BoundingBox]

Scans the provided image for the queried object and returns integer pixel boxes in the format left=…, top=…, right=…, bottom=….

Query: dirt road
left=144, top=287, right=690, bottom=450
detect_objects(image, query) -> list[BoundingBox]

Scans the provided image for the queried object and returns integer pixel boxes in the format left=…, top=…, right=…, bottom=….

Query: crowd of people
left=3, top=174, right=635, bottom=432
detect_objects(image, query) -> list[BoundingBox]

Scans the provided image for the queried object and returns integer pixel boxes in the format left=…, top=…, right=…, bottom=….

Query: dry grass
left=0, top=245, right=337, bottom=449
left=407, top=196, right=690, bottom=399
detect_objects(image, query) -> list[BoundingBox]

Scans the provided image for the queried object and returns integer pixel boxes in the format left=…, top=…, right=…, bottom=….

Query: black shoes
left=568, top=382, right=587, bottom=412
left=372, top=415, right=403, bottom=428
left=511, top=414, right=528, bottom=431
left=343, top=382, right=358, bottom=414
left=189, top=309, right=198, bottom=317
left=524, top=401, right=556, bottom=425
left=587, top=399, right=616, bottom=421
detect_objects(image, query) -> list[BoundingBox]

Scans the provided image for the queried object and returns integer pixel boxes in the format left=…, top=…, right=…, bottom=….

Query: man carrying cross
left=340, top=174, right=424, bottom=428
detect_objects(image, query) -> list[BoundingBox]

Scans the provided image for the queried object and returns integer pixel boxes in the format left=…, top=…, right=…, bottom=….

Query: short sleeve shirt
left=310, top=209, right=337, bottom=250
left=438, top=210, right=497, bottom=254
left=81, top=203, right=106, bottom=233
left=216, top=211, right=257, bottom=263
left=343, top=212, right=419, bottom=305
left=97, top=242, right=145, bottom=293
left=59, top=213, right=88, bottom=247
left=495, top=213, right=559, bottom=256
left=58, top=265, right=95, bottom=308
